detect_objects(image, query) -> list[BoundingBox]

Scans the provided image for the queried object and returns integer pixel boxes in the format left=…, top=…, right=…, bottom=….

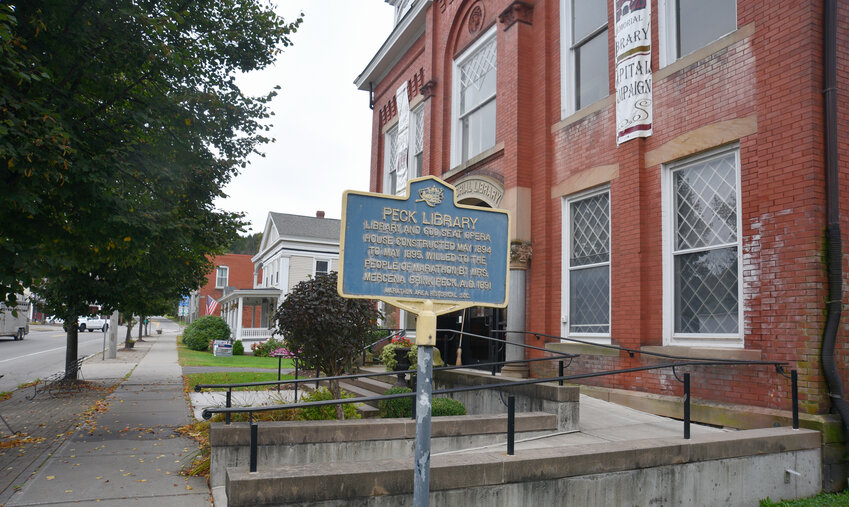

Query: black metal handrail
left=489, top=328, right=784, bottom=365
left=194, top=354, right=578, bottom=393
left=201, top=358, right=786, bottom=418
left=199, top=328, right=799, bottom=473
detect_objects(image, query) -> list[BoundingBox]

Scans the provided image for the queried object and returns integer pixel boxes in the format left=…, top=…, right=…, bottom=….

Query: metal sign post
left=338, top=176, right=510, bottom=505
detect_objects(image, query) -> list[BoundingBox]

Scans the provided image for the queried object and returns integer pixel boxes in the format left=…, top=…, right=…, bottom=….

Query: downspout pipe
left=821, top=0, right=849, bottom=438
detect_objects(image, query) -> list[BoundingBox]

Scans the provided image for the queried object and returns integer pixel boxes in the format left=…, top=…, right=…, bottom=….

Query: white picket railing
left=238, top=328, right=274, bottom=341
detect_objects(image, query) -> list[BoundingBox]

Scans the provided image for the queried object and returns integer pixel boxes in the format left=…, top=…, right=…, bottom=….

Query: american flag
left=206, top=295, right=219, bottom=315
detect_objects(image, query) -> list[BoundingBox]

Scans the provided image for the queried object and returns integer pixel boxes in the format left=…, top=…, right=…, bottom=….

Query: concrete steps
left=310, top=368, right=398, bottom=418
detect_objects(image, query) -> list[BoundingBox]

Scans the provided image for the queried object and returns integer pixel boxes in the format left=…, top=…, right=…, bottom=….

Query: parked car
left=79, top=315, right=109, bottom=332
left=1, top=298, right=30, bottom=340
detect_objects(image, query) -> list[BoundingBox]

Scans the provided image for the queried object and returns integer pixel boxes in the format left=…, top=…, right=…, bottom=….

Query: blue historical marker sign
left=339, top=177, right=510, bottom=308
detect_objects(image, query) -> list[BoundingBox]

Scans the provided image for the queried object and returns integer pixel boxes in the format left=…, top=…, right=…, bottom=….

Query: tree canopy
left=228, top=232, right=263, bottom=255
left=1, top=1, right=301, bottom=376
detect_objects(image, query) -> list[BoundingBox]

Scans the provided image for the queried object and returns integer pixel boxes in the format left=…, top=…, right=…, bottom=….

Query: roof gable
left=268, top=212, right=341, bottom=242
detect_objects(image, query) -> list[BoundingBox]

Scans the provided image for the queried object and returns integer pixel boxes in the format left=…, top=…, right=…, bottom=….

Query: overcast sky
left=215, top=1, right=395, bottom=234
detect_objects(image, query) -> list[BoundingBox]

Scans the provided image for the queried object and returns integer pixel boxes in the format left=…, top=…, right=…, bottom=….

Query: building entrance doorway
left=436, top=306, right=505, bottom=371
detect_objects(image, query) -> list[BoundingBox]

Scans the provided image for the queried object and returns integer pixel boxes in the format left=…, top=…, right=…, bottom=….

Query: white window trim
left=450, top=26, right=497, bottom=168
left=559, top=0, right=608, bottom=117
left=383, top=126, right=398, bottom=195
left=215, top=266, right=229, bottom=289
left=313, top=258, right=331, bottom=277
left=658, top=0, right=737, bottom=68
left=384, top=104, right=425, bottom=196
left=661, top=144, right=744, bottom=347
left=409, top=104, right=424, bottom=181
left=561, top=186, right=612, bottom=344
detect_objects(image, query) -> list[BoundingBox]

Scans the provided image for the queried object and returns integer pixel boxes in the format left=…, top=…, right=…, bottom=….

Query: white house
left=218, top=211, right=340, bottom=345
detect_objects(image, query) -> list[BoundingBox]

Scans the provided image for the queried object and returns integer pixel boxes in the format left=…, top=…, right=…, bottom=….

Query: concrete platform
left=226, top=427, right=821, bottom=506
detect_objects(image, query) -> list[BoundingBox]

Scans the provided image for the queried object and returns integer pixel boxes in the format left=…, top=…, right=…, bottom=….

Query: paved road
left=0, top=325, right=131, bottom=393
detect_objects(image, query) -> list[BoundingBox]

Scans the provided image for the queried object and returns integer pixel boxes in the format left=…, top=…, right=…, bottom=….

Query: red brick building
left=189, top=253, right=257, bottom=320
left=357, top=0, right=848, bottom=486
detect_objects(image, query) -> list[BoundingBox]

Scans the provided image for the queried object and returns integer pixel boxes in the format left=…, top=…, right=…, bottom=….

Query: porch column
left=501, top=241, right=532, bottom=378
left=227, top=302, right=235, bottom=339
left=236, top=297, right=244, bottom=341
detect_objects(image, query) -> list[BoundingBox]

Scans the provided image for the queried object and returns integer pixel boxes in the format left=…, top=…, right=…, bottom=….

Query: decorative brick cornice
left=498, top=1, right=533, bottom=30
left=510, top=241, right=533, bottom=269
left=378, top=67, right=427, bottom=129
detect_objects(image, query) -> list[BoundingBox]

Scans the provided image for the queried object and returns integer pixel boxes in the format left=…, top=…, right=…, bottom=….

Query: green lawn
left=176, top=338, right=295, bottom=369
left=761, top=491, right=849, bottom=506
left=185, top=371, right=295, bottom=391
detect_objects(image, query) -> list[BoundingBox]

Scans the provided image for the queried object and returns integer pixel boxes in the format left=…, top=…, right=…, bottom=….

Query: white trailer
left=0, top=299, right=29, bottom=340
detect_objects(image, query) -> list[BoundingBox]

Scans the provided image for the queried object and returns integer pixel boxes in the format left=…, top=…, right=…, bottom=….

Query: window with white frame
left=215, top=266, right=229, bottom=288
left=384, top=105, right=424, bottom=196
left=665, top=146, right=741, bottom=343
left=384, top=127, right=399, bottom=195
left=315, top=260, right=329, bottom=276
left=411, top=105, right=424, bottom=179
left=561, top=0, right=609, bottom=115
left=451, top=27, right=496, bottom=167
left=661, top=0, right=736, bottom=64
left=562, top=188, right=611, bottom=340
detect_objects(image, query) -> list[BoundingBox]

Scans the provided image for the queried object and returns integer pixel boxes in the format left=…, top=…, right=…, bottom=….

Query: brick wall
left=364, top=0, right=848, bottom=415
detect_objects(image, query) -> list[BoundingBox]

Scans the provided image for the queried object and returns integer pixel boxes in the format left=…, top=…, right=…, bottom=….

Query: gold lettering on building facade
left=454, top=176, right=505, bottom=208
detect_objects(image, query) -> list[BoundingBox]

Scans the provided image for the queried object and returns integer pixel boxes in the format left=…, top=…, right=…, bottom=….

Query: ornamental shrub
left=182, top=316, right=229, bottom=351
left=379, top=343, right=414, bottom=371
left=232, top=340, right=244, bottom=356
left=432, top=397, right=466, bottom=416
left=379, top=344, right=443, bottom=370
left=378, top=388, right=466, bottom=418
left=298, top=387, right=360, bottom=420
left=379, top=386, right=413, bottom=418
left=250, top=337, right=285, bottom=357
left=273, top=271, right=380, bottom=419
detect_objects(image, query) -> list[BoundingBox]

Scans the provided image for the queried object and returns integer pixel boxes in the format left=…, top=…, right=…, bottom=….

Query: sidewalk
left=0, top=319, right=210, bottom=506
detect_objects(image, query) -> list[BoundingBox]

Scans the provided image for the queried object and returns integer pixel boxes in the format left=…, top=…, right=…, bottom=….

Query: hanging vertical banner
left=394, top=82, right=410, bottom=195
left=615, top=0, right=653, bottom=145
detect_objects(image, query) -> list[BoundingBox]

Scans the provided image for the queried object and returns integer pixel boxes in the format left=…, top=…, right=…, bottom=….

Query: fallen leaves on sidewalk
left=0, top=433, right=46, bottom=449
left=81, top=399, right=111, bottom=433
left=175, top=420, right=210, bottom=478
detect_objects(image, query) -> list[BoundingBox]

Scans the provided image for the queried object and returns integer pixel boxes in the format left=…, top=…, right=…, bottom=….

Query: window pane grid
left=671, top=149, right=740, bottom=336
left=459, top=39, right=497, bottom=101
left=570, top=192, right=610, bottom=267
left=674, top=247, right=738, bottom=334
left=569, top=265, right=610, bottom=334
left=413, top=108, right=424, bottom=155
left=568, top=191, right=610, bottom=335
left=385, top=128, right=398, bottom=194
left=454, top=29, right=496, bottom=165
left=673, top=152, right=737, bottom=251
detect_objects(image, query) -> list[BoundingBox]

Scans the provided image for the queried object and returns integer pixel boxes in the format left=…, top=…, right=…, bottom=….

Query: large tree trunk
left=125, top=318, right=134, bottom=348
left=65, top=319, right=79, bottom=380
left=137, top=315, right=145, bottom=342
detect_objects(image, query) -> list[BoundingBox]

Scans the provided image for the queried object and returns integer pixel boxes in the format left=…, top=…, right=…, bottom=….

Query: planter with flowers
left=379, top=336, right=417, bottom=387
